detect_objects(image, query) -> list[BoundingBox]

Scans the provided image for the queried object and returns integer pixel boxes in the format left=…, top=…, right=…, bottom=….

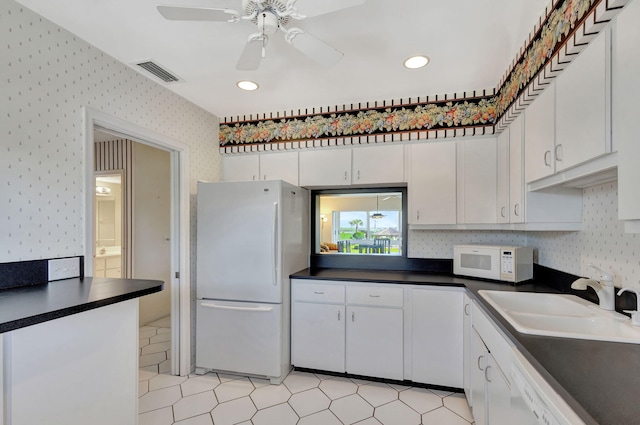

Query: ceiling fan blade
left=293, top=0, right=365, bottom=18
left=236, top=38, right=264, bottom=71
left=289, top=32, right=343, bottom=67
left=157, top=5, right=237, bottom=22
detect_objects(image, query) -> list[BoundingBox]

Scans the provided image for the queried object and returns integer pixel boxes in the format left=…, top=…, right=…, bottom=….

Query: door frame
left=83, top=106, right=191, bottom=376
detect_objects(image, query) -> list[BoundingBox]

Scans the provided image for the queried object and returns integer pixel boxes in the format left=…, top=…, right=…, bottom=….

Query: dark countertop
left=292, top=268, right=639, bottom=425
left=0, top=277, right=163, bottom=333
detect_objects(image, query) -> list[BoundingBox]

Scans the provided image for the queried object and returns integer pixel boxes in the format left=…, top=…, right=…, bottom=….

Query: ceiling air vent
left=135, top=60, right=181, bottom=83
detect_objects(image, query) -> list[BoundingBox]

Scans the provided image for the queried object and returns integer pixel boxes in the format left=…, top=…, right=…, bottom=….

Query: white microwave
left=453, top=244, right=533, bottom=283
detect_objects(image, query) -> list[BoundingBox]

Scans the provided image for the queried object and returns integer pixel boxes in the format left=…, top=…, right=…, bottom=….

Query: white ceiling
left=14, top=0, right=549, bottom=118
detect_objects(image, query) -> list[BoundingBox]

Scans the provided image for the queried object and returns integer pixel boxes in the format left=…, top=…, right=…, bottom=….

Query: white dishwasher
left=510, top=349, right=586, bottom=425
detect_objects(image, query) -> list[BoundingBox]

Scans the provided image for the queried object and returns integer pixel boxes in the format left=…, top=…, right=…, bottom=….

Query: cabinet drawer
left=346, top=285, right=403, bottom=307
left=105, top=256, right=121, bottom=268
left=292, top=282, right=345, bottom=304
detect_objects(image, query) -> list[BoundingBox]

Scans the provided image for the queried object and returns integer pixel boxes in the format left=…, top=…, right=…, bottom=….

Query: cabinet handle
left=544, top=150, right=552, bottom=167
left=485, top=365, right=492, bottom=383
left=555, top=144, right=563, bottom=162
left=464, top=303, right=470, bottom=316
left=263, top=174, right=267, bottom=180
left=357, top=170, right=361, bottom=180
left=314, top=291, right=324, bottom=295
left=477, top=355, right=484, bottom=371
left=417, top=210, right=420, bottom=221
left=352, top=312, right=355, bottom=322
left=513, top=203, right=520, bottom=217
left=500, top=206, right=506, bottom=218
left=338, top=310, right=341, bottom=321
left=344, top=171, right=348, bottom=181
left=369, top=294, right=380, bottom=298
left=252, top=175, right=256, bottom=181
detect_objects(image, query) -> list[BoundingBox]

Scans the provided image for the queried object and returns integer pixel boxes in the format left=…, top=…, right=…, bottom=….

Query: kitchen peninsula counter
left=292, top=267, right=640, bottom=425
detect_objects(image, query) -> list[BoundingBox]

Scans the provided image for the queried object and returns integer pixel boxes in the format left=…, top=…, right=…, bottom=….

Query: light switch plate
left=48, top=257, right=80, bottom=281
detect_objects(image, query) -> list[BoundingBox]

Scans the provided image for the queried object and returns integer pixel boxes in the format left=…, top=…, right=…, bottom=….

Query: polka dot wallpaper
left=410, top=182, right=640, bottom=290
left=1, top=0, right=221, bottom=263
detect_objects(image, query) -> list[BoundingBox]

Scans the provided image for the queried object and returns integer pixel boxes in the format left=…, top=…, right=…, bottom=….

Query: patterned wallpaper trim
left=220, top=0, right=627, bottom=151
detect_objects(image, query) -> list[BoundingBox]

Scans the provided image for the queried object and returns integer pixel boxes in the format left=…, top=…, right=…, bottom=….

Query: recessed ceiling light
left=403, top=55, right=430, bottom=69
left=237, top=80, right=259, bottom=91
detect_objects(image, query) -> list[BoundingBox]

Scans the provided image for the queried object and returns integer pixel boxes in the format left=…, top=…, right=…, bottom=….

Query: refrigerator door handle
left=272, top=201, right=279, bottom=286
left=199, top=302, right=274, bottom=313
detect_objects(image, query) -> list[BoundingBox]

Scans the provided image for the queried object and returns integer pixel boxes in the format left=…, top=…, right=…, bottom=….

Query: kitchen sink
left=478, top=290, right=640, bottom=344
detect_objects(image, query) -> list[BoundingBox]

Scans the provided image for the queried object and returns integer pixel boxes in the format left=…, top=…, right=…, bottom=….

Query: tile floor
left=139, top=319, right=475, bottom=425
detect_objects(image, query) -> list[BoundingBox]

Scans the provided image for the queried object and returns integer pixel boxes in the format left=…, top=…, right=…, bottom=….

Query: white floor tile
left=142, top=341, right=172, bottom=355
left=210, top=396, right=256, bottom=425
left=149, top=374, right=188, bottom=391
left=140, top=329, right=158, bottom=339
left=250, top=377, right=272, bottom=388
left=138, top=406, right=174, bottom=425
left=319, top=376, right=358, bottom=400
left=374, top=400, right=421, bottom=425
left=354, top=418, right=383, bottom=425
left=181, top=374, right=221, bottom=397
left=252, top=403, right=299, bottom=425
left=150, top=332, right=172, bottom=343
left=283, top=371, right=321, bottom=394
left=139, top=380, right=149, bottom=397
left=330, top=394, right=374, bottom=424
left=214, top=378, right=255, bottom=403
left=158, top=327, right=172, bottom=335
left=399, top=387, right=443, bottom=414
left=429, top=389, right=455, bottom=398
left=139, top=386, right=183, bottom=413
left=173, top=413, right=214, bottom=425
left=140, top=352, right=167, bottom=368
left=357, top=382, right=398, bottom=407
left=422, top=406, right=472, bottom=425
left=159, top=358, right=172, bottom=374
left=139, top=368, right=158, bottom=382
left=147, top=316, right=172, bottom=327
left=289, top=388, right=331, bottom=417
left=443, top=393, right=474, bottom=422
left=140, top=338, right=150, bottom=348
left=173, top=391, right=218, bottom=422
left=297, top=409, right=343, bottom=425
left=250, top=384, right=292, bottom=409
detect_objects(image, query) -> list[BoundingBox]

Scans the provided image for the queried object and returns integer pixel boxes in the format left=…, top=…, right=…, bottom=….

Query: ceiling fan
left=157, top=0, right=365, bottom=70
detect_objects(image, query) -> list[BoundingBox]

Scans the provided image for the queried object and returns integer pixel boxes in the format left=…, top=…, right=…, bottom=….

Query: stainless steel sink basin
left=478, top=290, right=640, bottom=344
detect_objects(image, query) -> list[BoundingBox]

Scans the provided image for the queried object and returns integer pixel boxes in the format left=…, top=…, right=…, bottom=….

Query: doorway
left=84, top=107, right=192, bottom=377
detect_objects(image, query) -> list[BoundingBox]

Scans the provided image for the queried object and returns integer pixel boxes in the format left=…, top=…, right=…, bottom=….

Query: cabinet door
left=524, top=83, right=556, bottom=183
left=463, top=295, right=473, bottom=406
left=259, top=151, right=299, bottom=185
left=509, top=116, right=524, bottom=223
left=457, top=138, right=497, bottom=224
left=291, top=302, right=345, bottom=373
left=298, top=149, right=351, bottom=187
left=614, top=0, right=640, bottom=222
left=470, top=329, right=487, bottom=425
left=346, top=306, right=403, bottom=380
left=223, top=155, right=260, bottom=181
left=352, top=144, right=405, bottom=184
left=496, top=129, right=510, bottom=224
left=486, top=354, right=513, bottom=425
left=556, top=31, right=609, bottom=171
left=411, top=288, right=463, bottom=388
left=408, top=142, right=457, bottom=225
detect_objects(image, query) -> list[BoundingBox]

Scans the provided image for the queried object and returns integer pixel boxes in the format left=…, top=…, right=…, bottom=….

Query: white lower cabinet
left=468, top=302, right=515, bottom=425
left=411, top=288, right=463, bottom=387
left=463, top=294, right=473, bottom=406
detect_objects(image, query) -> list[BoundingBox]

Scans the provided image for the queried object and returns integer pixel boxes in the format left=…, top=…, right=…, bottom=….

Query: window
left=314, top=188, right=406, bottom=257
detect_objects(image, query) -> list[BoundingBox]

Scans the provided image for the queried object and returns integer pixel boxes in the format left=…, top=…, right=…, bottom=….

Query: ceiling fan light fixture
left=403, top=55, right=430, bottom=69
left=237, top=80, right=259, bottom=91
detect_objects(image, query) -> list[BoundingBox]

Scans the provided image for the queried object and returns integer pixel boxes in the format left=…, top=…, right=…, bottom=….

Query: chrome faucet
left=571, top=265, right=615, bottom=311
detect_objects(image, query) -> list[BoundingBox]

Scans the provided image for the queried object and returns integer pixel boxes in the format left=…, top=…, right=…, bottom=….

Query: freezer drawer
left=196, top=300, right=283, bottom=379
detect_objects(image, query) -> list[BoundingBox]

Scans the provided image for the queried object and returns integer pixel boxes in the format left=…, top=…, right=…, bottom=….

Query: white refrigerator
left=195, top=180, right=309, bottom=383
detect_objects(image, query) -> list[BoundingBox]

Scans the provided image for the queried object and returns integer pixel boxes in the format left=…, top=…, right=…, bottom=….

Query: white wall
left=409, top=181, right=640, bottom=290
left=0, top=0, right=221, bottom=265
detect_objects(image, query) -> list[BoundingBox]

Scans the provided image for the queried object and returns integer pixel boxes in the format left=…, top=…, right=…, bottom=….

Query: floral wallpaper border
left=220, top=0, right=624, bottom=149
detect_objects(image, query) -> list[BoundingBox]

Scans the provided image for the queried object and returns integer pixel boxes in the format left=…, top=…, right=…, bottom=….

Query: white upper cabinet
left=496, top=129, right=510, bottom=224
left=352, top=144, right=405, bottom=185
left=299, top=148, right=352, bottom=187
left=509, top=116, right=525, bottom=223
left=614, top=0, right=640, bottom=231
left=259, top=151, right=299, bottom=185
left=524, top=82, right=556, bottom=183
left=457, top=137, right=498, bottom=224
left=408, top=141, right=457, bottom=225
left=222, top=154, right=260, bottom=182
left=555, top=30, right=610, bottom=171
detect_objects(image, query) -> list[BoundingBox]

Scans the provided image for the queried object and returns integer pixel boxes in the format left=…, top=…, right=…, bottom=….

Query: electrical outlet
left=48, top=257, right=80, bottom=281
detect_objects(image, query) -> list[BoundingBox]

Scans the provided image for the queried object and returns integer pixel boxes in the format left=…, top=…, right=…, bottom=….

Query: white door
left=196, top=300, right=282, bottom=377
left=197, top=181, right=281, bottom=303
